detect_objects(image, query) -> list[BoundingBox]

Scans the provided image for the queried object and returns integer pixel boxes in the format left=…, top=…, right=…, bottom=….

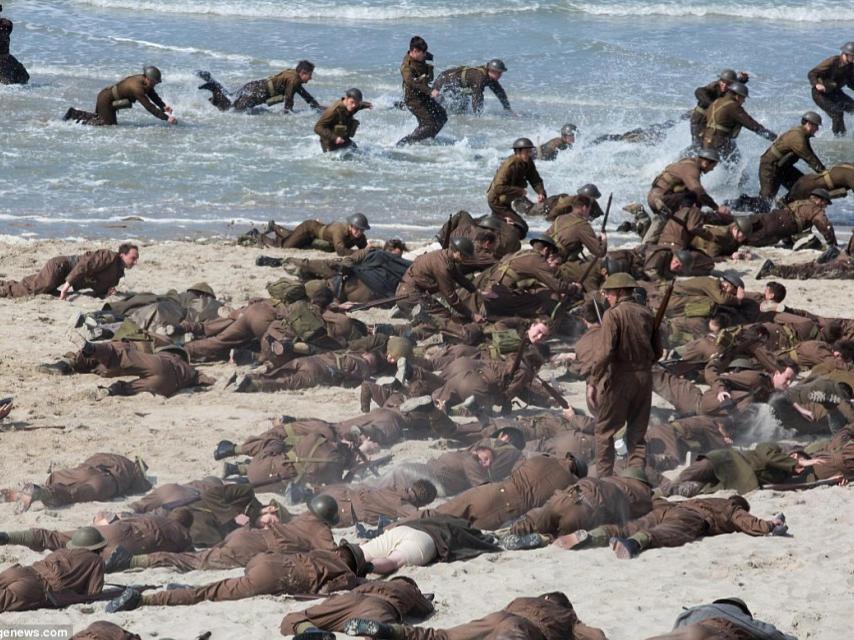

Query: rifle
left=343, top=293, right=412, bottom=312
left=504, top=333, right=530, bottom=389
left=441, top=213, right=454, bottom=249
left=600, top=193, right=613, bottom=234
left=1, top=424, right=65, bottom=432
left=47, top=584, right=158, bottom=608
left=762, top=477, right=843, bottom=492
left=654, top=279, right=676, bottom=330
left=343, top=454, right=393, bottom=482
left=535, top=374, right=569, bottom=409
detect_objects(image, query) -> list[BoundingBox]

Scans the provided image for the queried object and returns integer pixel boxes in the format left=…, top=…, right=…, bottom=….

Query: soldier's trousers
left=0, top=256, right=72, bottom=297
left=398, top=97, right=447, bottom=145
left=758, top=159, right=803, bottom=200
left=510, top=492, right=597, bottom=537
left=435, top=484, right=520, bottom=530
left=0, top=565, right=48, bottom=612
left=280, top=220, right=324, bottom=250
left=812, top=88, right=854, bottom=135
left=594, top=369, right=652, bottom=477
left=643, top=192, right=688, bottom=244
left=604, top=504, right=707, bottom=550
left=142, top=529, right=268, bottom=571
left=142, top=553, right=305, bottom=606
left=770, top=259, right=854, bottom=280
left=186, top=301, right=277, bottom=361
left=645, top=619, right=754, bottom=640
left=42, top=464, right=120, bottom=507
left=0, top=53, right=29, bottom=85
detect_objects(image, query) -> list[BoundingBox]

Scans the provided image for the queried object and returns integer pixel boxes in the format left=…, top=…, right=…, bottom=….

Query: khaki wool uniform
left=321, top=485, right=420, bottom=526
left=674, top=443, right=797, bottom=494
left=591, top=296, right=662, bottom=476
left=487, top=154, right=546, bottom=223
left=130, top=479, right=264, bottom=548
left=702, top=93, right=774, bottom=157
left=473, top=249, right=568, bottom=317
left=242, top=431, right=352, bottom=489
left=431, top=356, right=533, bottom=413
left=380, top=596, right=607, bottom=640
left=140, top=546, right=365, bottom=607
left=432, top=65, right=511, bottom=114
left=746, top=199, right=837, bottom=247
left=597, top=497, right=773, bottom=552
left=547, top=212, right=606, bottom=261
left=71, top=621, right=141, bottom=640
left=137, top=513, right=334, bottom=571
left=11, top=514, right=192, bottom=558
left=435, top=455, right=579, bottom=530
left=185, top=299, right=281, bottom=362
left=648, top=158, right=719, bottom=215
left=652, top=365, right=772, bottom=417
left=657, top=205, right=714, bottom=250
left=315, top=99, right=370, bottom=151
left=787, top=163, right=854, bottom=201
left=510, top=475, right=652, bottom=537
left=66, top=75, right=168, bottom=126
left=0, top=549, right=104, bottom=612
left=399, top=54, right=447, bottom=144
left=87, top=342, right=208, bottom=397
left=0, top=18, right=29, bottom=85
left=809, top=54, right=854, bottom=135
left=768, top=254, right=854, bottom=280
left=235, top=68, right=318, bottom=112
left=397, top=248, right=479, bottom=320
left=242, top=351, right=375, bottom=393
left=527, top=193, right=604, bottom=222
left=535, top=137, right=571, bottom=161
left=0, top=249, right=125, bottom=298
left=690, top=80, right=728, bottom=146
left=758, top=126, right=824, bottom=200
left=35, top=453, right=151, bottom=508
left=277, top=220, right=368, bottom=256
left=441, top=210, right=522, bottom=257
left=690, top=224, right=742, bottom=258
left=281, top=578, right=434, bottom=635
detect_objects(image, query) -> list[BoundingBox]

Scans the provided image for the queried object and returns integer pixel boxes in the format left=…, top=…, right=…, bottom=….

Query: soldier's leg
left=623, top=373, right=653, bottom=469
left=281, top=220, right=322, bottom=249
left=593, top=383, right=631, bottom=477
left=231, top=79, right=269, bottom=111
left=652, top=368, right=703, bottom=416
left=398, top=99, right=447, bottom=145
left=94, top=89, right=118, bottom=126
left=196, top=72, right=233, bottom=111
left=134, top=550, right=206, bottom=572
left=633, top=507, right=707, bottom=551
left=0, top=566, right=49, bottom=612
left=758, top=159, right=780, bottom=201
left=813, top=89, right=847, bottom=135
left=675, top=458, right=716, bottom=484
left=2, top=528, right=71, bottom=552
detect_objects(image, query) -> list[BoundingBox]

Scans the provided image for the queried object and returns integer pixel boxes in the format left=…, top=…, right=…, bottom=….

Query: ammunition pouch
left=110, top=85, right=132, bottom=110
left=333, top=124, right=349, bottom=138
left=491, top=329, right=522, bottom=355
left=265, top=79, right=284, bottom=105
left=283, top=300, right=326, bottom=342
left=267, top=278, right=307, bottom=304
left=684, top=300, right=714, bottom=318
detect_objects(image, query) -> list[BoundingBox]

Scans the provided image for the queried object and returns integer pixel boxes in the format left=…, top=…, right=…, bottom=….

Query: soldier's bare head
left=527, top=321, right=550, bottom=344
left=408, top=480, right=438, bottom=506
left=473, top=446, right=493, bottom=468
left=296, top=60, right=315, bottom=82
left=118, top=243, right=139, bottom=269
left=408, top=36, right=429, bottom=61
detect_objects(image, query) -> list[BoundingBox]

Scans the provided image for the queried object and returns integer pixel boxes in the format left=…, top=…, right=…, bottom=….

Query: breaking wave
left=566, top=0, right=854, bottom=23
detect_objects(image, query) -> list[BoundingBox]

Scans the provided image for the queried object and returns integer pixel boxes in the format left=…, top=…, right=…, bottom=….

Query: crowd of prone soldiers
left=3, top=9, right=854, bottom=640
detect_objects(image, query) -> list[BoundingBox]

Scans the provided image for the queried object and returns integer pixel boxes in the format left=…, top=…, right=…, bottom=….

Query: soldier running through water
left=397, top=36, right=447, bottom=146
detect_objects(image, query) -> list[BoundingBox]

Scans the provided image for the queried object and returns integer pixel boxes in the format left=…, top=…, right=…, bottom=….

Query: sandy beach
left=0, top=236, right=850, bottom=639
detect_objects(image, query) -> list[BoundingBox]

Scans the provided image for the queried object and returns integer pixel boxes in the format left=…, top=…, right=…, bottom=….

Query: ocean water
left=1, top=0, right=854, bottom=241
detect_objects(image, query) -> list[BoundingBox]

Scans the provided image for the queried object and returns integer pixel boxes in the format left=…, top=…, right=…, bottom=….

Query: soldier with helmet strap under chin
left=486, top=137, right=546, bottom=233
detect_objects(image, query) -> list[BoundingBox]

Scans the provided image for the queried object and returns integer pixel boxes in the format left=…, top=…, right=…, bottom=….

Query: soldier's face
left=516, top=148, right=533, bottom=161
left=810, top=196, right=829, bottom=209
left=562, top=133, right=575, bottom=144
left=121, top=249, right=139, bottom=269
left=733, top=228, right=746, bottom=242
left=343, top=97, right=360, bottom=112
left=488, top=70, right=503, bottom=81
left=349, top=225, right=364, bottom=238
left=256, top=511, right=280, bottom=528
left=476, top=449, right=493, bottom=468
left=670, top=257, right=683, bottom=272
left=527, top=322, right=549, bottom=344
left=772, top=368, right=795, bottom=390
left=299, top=70, right=313, bottom=83
left=603, top=290, right=619, bottom=307
left=409, top=48, right=427, bottom=62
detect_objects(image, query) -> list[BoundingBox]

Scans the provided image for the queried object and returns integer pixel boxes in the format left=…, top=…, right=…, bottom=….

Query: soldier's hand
left=0, top=402, right=12, bottom=421
left=233, top=514, right=250, bottom=527
left=167, top=116, right=177, bottom=125
left=164, top=105, right=173, bottom=114
left=716, top=390, right=731, bottom=403
left=717, top=205, right=731, bottom=216
left=736, top=286, right=745, bottom=301
left=431, top=89, right=440, bottom=98
left=58, top=282, right=73, bottom=300
left=107, top=287, right=118, bottom=296
left=815, top=83, right=826, bottom=93
left=335, top=137, right=347, bottom=145
left=537, top=193, right=546, bottom=203
left=473, top=313, right=486, bottom=323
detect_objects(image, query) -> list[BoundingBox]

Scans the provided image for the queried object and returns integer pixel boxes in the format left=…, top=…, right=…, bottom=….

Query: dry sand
left=0, top=237, right=851, bottom=639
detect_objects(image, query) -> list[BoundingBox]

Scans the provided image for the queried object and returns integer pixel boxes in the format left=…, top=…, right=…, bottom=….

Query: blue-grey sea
left=1, top=0, right=853, bottom=240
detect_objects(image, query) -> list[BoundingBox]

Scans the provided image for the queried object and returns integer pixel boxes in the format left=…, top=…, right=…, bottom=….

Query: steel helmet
left=720, top=270, right=744, bottom=289
left=728, top=81, right=749, bottom=98
left=801, top=111, right=822, bottom=126
left=476, top=215, right=504, bottom=231
left=512, top=137, right=535, bottom=150
left=601, top=272, right=638, bottom=290
left=528, top=233, right=559, bottom=252
left=577, top=183, right=601, bottom=199
left=719, top=68, right=738, bottom=83
left=67, top=527, right=108, bottom=551
left=810, top=188, right=832, bottom=203
left=308, top=494, right=340, bottom=526
left=696, top=147, right=720, bottom=163
left=486, top=58, right=508, bottom=73
left=143, top=65, right=162, bottom=84
left=345, top=87, right=363, bottom=103
left=347, top=212, right=370, bottom=230
left=842, top=42, right=854, bottom=55
left=450, top=236, right=475, bottom=257
left=560, top=123, right=578, bottom=137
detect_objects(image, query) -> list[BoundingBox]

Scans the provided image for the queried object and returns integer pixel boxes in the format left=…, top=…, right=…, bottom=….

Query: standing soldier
left=689, top=69, right=747, bottom=148
left=534, top=124, right=577, bottom=161
left=487, top=137, right=546, bottom=231
left=0, top=12, right=29, bottom=85
left=589, top=273, right=662, bottom=477
left=397, top=36, right=447, bottom=146
left=432, top=58, right=513, bottom=115
left=758, top=111, right=825, bottom=206
left=64, top=66, right=176, bottom=126
left=702, top=81, right=776, bottom=162
left=808, top=42, right=854, bottom=136
left=315, top=88, right=372, bottom=152
left=645, top=149, right=729, bottom=244
left=196, top=61, right=321, bottom=112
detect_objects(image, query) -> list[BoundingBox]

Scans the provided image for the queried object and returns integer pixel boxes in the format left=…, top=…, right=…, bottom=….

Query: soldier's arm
left=590, top=312, right=618, bottom=381
left=729, top=508, right=774, bottom=536
left=794, top=137, right=826, bottom=172
left=808, top=57, right=834, bottom=88
left=147, top=88, right=166, bottom=110
left=314, top=107, right=338, bottom=144
left=294, top=85, right=320, bottom=111
left=577, top=223, right=607, bottom=257
left=442, top=270, right=476, bottom=319
left=134, top=89, right=168, bottom=120
left=490, top=79, right=512, bottom=111
left=734, top=106, right=775, bottom=139
left=813, top=211, right=838, bottom=246
left=687, top=209, right=714, bottom=241
left=65, top=250, right=117, bottom=289
left=682, top=172, right=719, bottom=210
left=331, top=228, right=356, bottom=257
left=703, top=357, right=729, bottom=395
left=401, top=64, right=431, bottom=99
left=527, top=163, right=546, bottom=197
left=470, top=75, right=486, bottom=114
